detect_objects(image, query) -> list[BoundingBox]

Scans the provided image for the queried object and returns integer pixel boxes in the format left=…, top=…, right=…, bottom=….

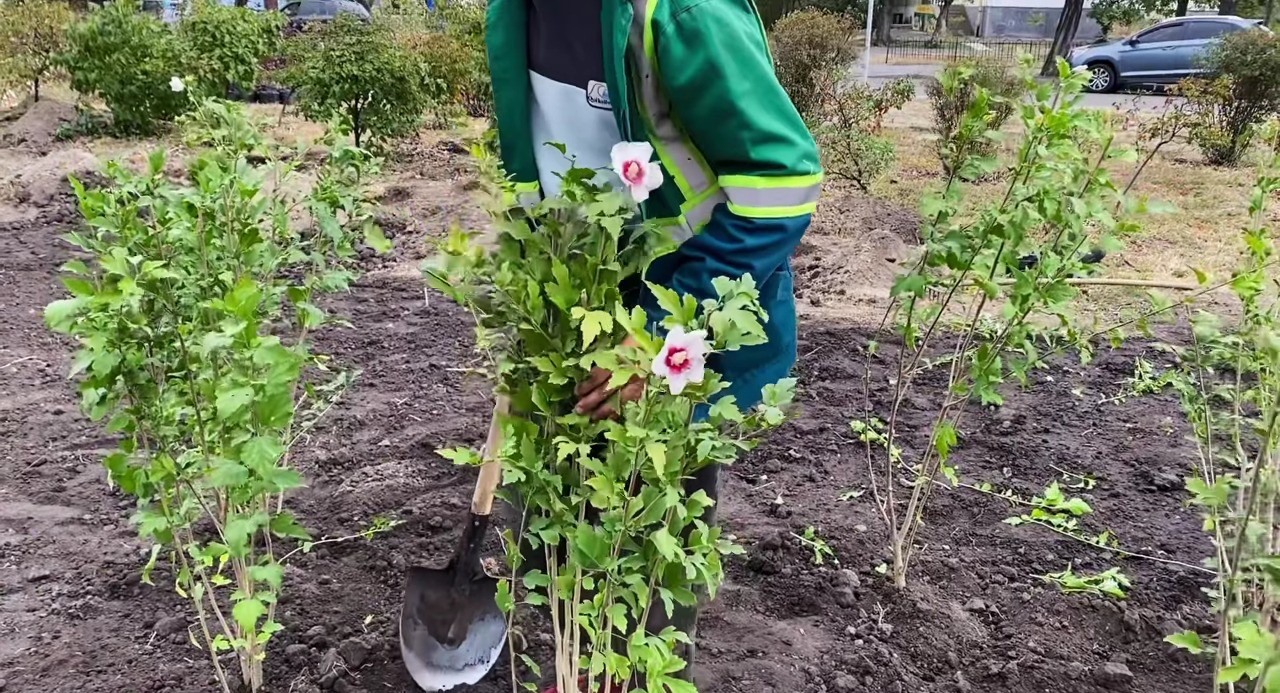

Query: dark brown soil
left=1, top=136, right=1213, bottom=693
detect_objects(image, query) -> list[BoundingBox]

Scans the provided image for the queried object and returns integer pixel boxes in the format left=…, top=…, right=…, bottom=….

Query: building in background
left=892, top=0, right=1105, bottom=39
left=961, top=0, right=1104, bottom=39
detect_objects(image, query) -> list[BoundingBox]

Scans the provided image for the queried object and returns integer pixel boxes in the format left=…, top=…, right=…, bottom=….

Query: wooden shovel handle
left=470, top=395, right=510, bottom=516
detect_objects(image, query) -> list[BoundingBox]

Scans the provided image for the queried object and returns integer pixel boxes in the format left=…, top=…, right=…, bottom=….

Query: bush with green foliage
left=769, top=9, right=859, bottom=123
left=377, top=0, right=487, bottom=124
left=284, top=14, right=433, bottom=149
left=436, top=0, right=492, bottom=118
left=177, top=0, right=283, bottom=98
left=65, top=0, right=188, bottom=134
left=926, top=59, right=1025, bottom=176
left=0, top=0, right=75, bottom=101
left=45, top=99, right=388, bottom=693
left=1182, top=30, right=1280, bottom=167
left=814, top=78, right=914, bottom=191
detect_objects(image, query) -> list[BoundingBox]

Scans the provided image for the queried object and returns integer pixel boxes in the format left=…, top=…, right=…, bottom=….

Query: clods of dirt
left=794, top=183, right=923, bottom=322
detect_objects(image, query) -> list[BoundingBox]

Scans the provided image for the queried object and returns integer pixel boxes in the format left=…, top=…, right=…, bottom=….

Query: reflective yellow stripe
left=727, top=201, right=818, bottom=219
left=629, top=0, right=715, bottom=200
left=718, top=173, right=825, bottom=189
left=682, top=188, right=727, bottom=229
left=655, top=189, right=728, bottom=244
left=722, top=183, right=821, bottom=210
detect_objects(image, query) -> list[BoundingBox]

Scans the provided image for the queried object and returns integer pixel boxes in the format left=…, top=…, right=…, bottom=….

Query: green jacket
left=485, top=0, right=821, bottom=407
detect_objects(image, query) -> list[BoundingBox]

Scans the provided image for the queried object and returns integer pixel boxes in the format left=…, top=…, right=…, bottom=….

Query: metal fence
left=885, top=38, right=1061, bottom=65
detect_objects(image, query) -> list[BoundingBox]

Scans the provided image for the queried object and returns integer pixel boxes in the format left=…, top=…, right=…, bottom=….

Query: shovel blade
left=400, top=565, right=507, bottom=692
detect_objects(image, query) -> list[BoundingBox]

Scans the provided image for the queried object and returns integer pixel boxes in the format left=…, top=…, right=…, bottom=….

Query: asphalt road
left=867, top=62, right=1179, bottom=112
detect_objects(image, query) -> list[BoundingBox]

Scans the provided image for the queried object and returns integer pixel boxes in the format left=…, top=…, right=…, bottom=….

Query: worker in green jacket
left=484, top=0, right=820, bottom=687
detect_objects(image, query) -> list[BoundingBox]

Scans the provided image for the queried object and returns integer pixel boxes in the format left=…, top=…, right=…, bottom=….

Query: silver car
left=1069, top=15, right=1268, bottom=93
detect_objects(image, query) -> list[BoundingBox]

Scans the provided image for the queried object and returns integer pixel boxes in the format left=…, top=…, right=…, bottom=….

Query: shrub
left=1182, top=30, right=1280, bottom=167
left=814, top=78, right=914, bottom=191
left=770, top=9, right=859, bottom=122
left=428, top=148, right=796, bottom=692
left=284, top=14, right=432, bottom=149
left=45, top=100, right=387, bottom=693
left=376, top=3, right=479, bottom=124
left=437, top=0, right=492, bottom=118
left=65, top=0, right=188, bottom=134
left=926, top=59, right=1024, bottom=177
left=0, top=0, right=75, bottom=101
left=177, top=0, right=283, bottom=98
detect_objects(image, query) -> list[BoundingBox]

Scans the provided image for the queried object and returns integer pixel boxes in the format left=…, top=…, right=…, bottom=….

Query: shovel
left=400, top=396, right=510, bottom=691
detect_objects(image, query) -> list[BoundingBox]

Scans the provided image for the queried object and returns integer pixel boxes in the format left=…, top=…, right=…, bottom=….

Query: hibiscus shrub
left=927, top=59, right=1024, bottom=176
left=816, top=78, right=915, bottom=191
left=284, top=13, right=433, bottom=149
left=65, top=0, right=189, bottom=134
left=176, top=0, right=284, bottom=99
left=426, top=140, right=795, bottom=691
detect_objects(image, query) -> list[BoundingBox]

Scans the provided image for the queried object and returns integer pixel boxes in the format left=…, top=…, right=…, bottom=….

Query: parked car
left=1069, top=15, right=1269, bottom=93
left=280, top=0, right=372, bottom=25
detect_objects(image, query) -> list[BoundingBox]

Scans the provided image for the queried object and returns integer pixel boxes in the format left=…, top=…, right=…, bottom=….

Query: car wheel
left=1085, top=63, right=1117, bottom=94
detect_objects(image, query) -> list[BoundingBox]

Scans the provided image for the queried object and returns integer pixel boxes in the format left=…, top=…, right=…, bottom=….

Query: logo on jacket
left=587, top=80, right=611, bottom=110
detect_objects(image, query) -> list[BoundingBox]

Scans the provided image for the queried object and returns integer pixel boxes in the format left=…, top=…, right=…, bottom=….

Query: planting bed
left=1, top=129, right=1215, bottom=693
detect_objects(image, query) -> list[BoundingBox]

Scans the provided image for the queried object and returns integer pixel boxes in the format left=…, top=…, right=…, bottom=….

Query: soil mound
left=2, top=98, right=78, bottom=152
left=9, top=148, right=101, bottom=209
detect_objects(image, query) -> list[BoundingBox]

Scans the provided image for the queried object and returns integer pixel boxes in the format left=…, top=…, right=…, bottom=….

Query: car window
left=1137, top=24, right=1185, bottom=42
left=1182, top=21, right=1238, bottom=40
left=281, top=0, right=301, bottom=15
left=300, top=0, right=330, bottom=16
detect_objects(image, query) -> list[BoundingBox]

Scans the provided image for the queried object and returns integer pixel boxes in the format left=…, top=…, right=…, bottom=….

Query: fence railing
left=885, top=38, right=1066, bottom=65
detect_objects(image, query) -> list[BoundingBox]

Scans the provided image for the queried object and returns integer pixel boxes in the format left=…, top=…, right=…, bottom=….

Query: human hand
left=574, top=335, right=645, bottom=421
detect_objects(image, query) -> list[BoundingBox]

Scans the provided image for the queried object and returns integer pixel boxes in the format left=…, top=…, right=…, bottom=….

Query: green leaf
left=216, top=387, right=254, bottom=419
left=363, top=225, right=393, bottom=254
left=1165, top=630, right=1206, bottom=654
left=45, top=298, right=84, bottom=332
left=571, top=307, right=613, bottom=349
left=141, top=544, right=162, bottom=586
left=232, top=597, right=267, bottom=632
left=438, top=447, right=483, bottom=466
left=934, top=421, right=958, bottom=461
left=200, top=332, right=234, bottom=356
left=264, top=467, right=306, bottom=492
left=241, top=436, right=286, bottom=473
left=1061, top=498, right=1093, bottom=516
left=61, top=277, right=96, bottom=297
left=270, top=511, right=311, bottom=541
left=225, top=278, right=262, bottom=319
left=649, top=528, right=682, bottom=562
left=890, top=272, right=927, bottom=298
left=247, top=563, right=285, bottom=590
left=645, top=441, right=668, bottom=476
left=209, top=460, right=250, bottom=488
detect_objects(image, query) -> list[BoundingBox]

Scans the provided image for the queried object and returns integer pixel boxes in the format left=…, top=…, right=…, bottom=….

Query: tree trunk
left=1041, top=0, right=1084, bottom=77
left=875, top=0, right=892, bottom=46
left=1176, top=0, right=1190, bottom=16
left=1265, top=0, right=1276, bottom=24
left=932, top=0, right=954, bottom=39
left=265, top=0, right=278, bottom=8
left=33, top=77, right=40, bottom=103
left=1219, top=0, right=1238, bottom=15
